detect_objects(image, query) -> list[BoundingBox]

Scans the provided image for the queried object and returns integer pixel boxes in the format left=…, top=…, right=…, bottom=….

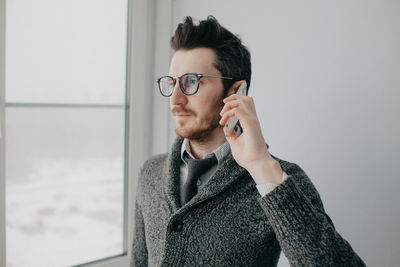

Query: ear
left=227, top=80, right=246, bottom=96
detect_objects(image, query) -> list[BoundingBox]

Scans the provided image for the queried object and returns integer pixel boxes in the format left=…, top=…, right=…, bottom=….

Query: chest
left=140, top=176, right=277, bottom=265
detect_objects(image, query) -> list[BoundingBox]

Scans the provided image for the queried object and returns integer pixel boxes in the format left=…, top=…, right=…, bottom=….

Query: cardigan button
left=171, top=219, right=183, bottom=232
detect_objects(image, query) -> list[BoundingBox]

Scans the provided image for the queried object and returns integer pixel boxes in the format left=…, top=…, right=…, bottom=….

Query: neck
left=187, top=127, right=226, bottom=159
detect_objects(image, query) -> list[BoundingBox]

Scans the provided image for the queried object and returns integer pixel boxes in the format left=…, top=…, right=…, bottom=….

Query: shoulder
left=136, top=153, right=169, bottom=197
left=139, top=153, right=169, bottom=176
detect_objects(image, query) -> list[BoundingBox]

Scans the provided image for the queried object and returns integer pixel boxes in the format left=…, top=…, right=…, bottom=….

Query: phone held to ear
left=224, top=81, right=247, bottom=138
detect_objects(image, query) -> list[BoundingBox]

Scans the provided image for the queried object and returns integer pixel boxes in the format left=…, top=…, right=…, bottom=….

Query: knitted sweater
left=131, top=138, right=365, bottom=266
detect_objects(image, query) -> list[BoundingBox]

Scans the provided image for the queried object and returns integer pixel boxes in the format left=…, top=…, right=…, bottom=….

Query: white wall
left=150, top=0, right=400, bottom=266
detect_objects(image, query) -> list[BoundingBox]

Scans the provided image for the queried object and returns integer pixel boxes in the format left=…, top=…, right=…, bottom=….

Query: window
left=5, top=0, right=128, bottom=266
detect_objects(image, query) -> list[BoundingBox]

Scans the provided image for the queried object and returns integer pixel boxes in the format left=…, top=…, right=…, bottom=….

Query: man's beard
left=171, top=93, right=226, bottom=141
left=176, top=115, right=222, bottom=141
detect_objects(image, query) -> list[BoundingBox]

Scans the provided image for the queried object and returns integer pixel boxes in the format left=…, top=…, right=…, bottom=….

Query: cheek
left=191, top=86, right=225, bottom=118
left=197, top=97, right=223, bottom=119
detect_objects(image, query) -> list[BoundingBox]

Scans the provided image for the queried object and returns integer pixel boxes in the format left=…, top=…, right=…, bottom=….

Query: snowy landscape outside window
left=5, top=0, right=128, bottom=266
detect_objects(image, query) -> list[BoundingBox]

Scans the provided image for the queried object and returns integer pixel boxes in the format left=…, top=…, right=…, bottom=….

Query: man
left=131, top=16, right=365, bottom=266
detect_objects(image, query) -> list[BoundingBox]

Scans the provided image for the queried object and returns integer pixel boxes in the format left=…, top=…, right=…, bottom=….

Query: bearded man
left=131, top=16, right=365, bottom=267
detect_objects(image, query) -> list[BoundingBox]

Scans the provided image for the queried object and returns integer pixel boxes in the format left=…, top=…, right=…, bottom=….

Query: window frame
left=0, top=0, right=6, bottom=265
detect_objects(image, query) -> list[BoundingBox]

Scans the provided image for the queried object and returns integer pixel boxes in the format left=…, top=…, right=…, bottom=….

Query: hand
left=219, top=94, right=283, bottom=185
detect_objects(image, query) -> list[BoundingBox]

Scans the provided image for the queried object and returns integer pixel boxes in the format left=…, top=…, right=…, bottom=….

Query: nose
left=170, top=80, right=188, bottom=106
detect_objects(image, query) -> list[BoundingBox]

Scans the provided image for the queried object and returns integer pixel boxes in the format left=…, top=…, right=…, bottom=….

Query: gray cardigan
left=131, top=138, right=365, bottom=266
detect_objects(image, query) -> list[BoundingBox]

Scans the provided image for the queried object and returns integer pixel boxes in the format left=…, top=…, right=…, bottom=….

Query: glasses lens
left=159, top=76, right=174, bottom=96
left=181, top=74, right=198, bottom=95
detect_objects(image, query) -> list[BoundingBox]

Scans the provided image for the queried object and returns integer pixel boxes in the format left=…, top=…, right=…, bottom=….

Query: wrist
left=247, top=157, right=283, bottom=185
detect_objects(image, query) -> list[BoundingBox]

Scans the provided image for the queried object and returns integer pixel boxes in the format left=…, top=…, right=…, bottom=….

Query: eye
left=189, top=76, right=197, bottom=84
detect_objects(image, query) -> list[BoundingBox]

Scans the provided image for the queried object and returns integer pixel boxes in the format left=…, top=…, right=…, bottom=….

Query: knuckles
left=244, top=96, right=254, bottom=104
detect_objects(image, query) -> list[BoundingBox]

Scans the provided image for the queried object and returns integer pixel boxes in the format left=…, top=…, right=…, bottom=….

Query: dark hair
left=170, top=15, right=251, bottom=93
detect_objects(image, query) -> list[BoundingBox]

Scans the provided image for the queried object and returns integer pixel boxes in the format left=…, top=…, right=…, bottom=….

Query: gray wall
left=152, top=0, right=400, bottom=266
left=0, top=0, right=5, bottom=265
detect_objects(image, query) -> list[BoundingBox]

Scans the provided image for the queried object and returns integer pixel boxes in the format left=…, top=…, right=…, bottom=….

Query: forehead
left=169, top=47, right=219, bottom=76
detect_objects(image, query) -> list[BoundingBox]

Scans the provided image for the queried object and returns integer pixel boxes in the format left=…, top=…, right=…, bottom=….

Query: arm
left=256, top=171, right=289, bottom=196
left=130, top=199, right=148, bottom=267
left=219, top=90, right=365, bottom=266
left=258, top=161, right=365, bottom=266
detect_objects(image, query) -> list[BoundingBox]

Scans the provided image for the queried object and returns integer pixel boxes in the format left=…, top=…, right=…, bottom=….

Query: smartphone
left=225, top=81, right=247, bottom=138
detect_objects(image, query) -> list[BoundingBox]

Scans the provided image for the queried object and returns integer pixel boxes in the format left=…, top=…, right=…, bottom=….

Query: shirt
left=180, top=138, right=289, bottom=197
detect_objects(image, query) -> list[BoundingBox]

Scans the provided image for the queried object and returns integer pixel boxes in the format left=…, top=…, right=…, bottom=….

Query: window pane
left=5, top=0, right=128, bottom=266
left=6, top=0, right=127, bottom=104
left=6, top=107, right=125, bottom=266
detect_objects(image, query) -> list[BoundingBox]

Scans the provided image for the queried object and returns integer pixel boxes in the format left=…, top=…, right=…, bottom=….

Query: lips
left=174, top=114, right=192, bottom=121
left=171, top=106, right=194, bottom=118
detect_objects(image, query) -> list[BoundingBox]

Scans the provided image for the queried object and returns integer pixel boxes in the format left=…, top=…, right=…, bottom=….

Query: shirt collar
left=180, top=138, right=231, bottom=165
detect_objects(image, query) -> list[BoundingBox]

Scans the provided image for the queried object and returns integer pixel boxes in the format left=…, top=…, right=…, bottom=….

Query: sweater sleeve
left=257, top=162, right=365, bottom=266
left=256, top=171, right=289, bottom=197
left=130, top=199, right=148, bottom=267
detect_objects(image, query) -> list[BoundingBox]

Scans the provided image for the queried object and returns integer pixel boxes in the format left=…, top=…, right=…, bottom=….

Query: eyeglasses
left=156, top=73, right=233, bottom=97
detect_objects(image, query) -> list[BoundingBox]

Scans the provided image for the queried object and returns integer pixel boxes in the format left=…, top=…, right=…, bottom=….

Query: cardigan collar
left=163, top=137, right=249, bottom=215
left=180, top=138, right=231, bottom=165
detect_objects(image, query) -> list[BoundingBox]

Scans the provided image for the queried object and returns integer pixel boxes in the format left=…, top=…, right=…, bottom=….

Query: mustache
left=171, top=106, right=196, bottom=116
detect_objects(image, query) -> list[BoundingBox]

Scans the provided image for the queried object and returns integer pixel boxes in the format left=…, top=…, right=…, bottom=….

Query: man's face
left=169, top=47, right=226, bottom=141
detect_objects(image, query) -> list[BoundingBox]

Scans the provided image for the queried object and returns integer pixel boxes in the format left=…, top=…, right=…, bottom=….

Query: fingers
left=223, top=94, right=240, bottom=103
left=223, top=94, right=253, bottom=104
left=221, top=96, right=252, bottom=114
left=220, top=95, right=255, bottom=124
left=223, top=95, right=254, bottom=112
left=219, top=107, right=245, bottom=126
left=219, top=99, right=241, bottom=116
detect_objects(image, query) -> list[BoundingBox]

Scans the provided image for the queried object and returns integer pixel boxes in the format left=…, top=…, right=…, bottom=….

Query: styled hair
left=170, top=15, right=251, bottom=93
